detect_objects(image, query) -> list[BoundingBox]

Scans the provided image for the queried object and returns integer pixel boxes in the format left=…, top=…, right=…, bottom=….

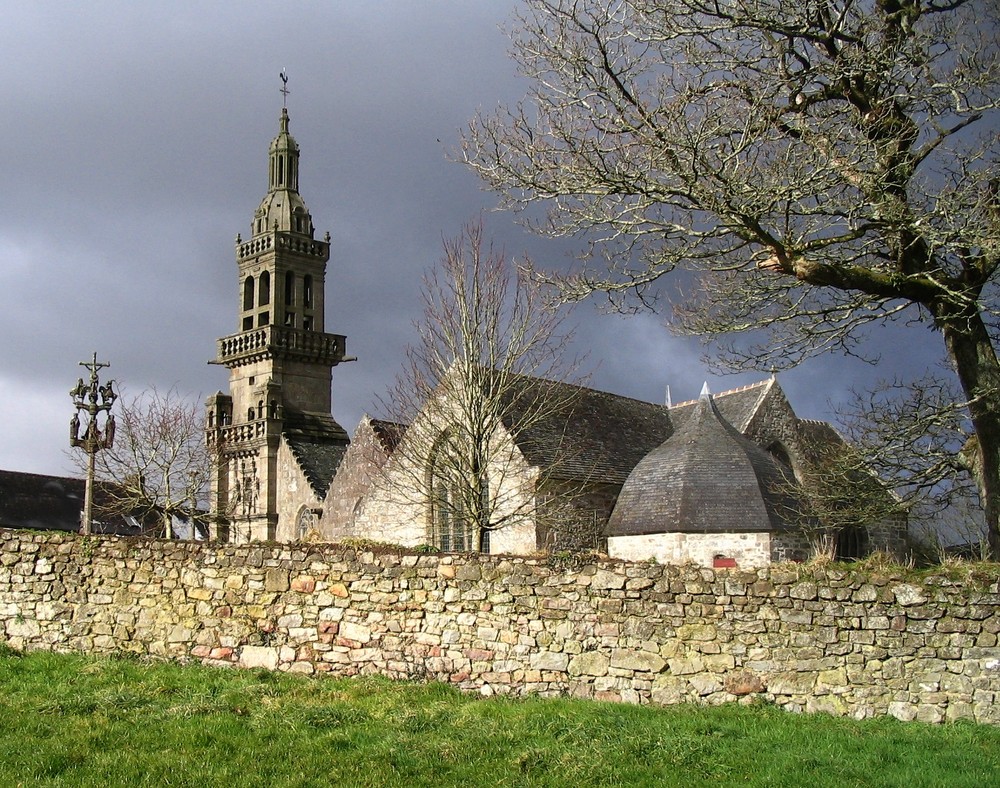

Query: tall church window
left=285, top=272, right=295, bottom=305
left=428, top=430, right=488, bottom=553
left=258, top=271, right=271, bottom=306
left=303, top=275, right=313, bottom=308
left=243, top=276, right=255, bottom=311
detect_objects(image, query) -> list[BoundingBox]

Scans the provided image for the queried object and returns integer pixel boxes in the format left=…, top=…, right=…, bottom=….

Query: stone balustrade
left=216, top=325, right=345, bottom=365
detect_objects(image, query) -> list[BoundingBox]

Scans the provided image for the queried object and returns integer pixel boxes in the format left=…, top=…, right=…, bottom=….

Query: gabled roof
left=0, top=469, right=146, bottom=535
left=283, top=410, right=350, bottom=498
left=607, top=394, right=804, bottom=537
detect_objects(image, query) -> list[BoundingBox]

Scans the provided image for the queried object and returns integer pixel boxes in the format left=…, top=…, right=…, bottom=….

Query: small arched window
left=258, top=271, right=271, bottom=306
left=296, top=507, right=318, bottom=540
left=243, top=276, right=255, bottom=311
left=766, top=441, right=792, bottom=468
left=836, top=525, right=868, bottom=561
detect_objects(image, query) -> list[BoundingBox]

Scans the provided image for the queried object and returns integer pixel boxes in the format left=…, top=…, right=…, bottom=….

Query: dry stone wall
left=1, top=529, right=998, bottom=725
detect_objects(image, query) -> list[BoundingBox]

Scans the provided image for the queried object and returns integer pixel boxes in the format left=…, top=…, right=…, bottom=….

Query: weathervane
left=70, top=352, right=117, bottom=535
left=280, top=70, right=290, bottom=108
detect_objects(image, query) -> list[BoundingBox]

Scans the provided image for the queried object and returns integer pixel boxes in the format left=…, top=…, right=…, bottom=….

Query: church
left=205, top=106, right=905, bottom=567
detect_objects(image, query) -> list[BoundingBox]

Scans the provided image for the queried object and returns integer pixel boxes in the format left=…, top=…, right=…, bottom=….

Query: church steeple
left=208, top=95, right=350, bottom=544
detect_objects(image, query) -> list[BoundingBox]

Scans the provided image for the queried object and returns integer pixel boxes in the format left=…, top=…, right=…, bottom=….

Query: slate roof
left=283, top=410, right=350, bottom=498
left=607, top=394, right=803, bottom=537
left=0, top=469, right=146, bottom=535
left=497, top=376, right=675, bottom=486
left=497, top=376, right=784, bottom=488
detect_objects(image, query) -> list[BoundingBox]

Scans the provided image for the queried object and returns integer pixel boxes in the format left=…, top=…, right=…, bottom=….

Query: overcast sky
left=0, top=1, right=950, bottom=478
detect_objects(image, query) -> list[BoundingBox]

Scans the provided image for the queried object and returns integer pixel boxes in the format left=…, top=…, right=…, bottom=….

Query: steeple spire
left=250, top=106, right=312, bottom=239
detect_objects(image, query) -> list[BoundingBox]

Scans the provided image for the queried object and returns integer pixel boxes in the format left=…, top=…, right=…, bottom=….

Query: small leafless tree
left=463, top=0, right=1000, bottom=557
left=70, top=388, right=211, bottom=539
left=379, top=221, right=589, bottom=552
left=782, top=439, right=903, bottom=558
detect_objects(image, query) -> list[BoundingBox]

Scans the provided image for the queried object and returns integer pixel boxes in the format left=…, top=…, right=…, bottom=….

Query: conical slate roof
left=607, top=390, right=801, bottom=537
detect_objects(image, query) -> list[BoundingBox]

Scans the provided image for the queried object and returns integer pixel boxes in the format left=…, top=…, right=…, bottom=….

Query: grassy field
left=0, top=648, right=997, bottom=787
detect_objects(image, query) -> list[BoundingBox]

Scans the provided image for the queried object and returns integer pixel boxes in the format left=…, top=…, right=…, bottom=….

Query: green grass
left=0, top=649, right=997, bottom=787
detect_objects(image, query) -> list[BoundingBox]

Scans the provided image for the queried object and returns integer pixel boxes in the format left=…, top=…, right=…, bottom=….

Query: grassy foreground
left=0, top=649, right=997, bottom=787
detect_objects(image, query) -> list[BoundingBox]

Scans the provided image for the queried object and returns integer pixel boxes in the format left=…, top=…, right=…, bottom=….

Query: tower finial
left=279, top=70, right=290, bottom=108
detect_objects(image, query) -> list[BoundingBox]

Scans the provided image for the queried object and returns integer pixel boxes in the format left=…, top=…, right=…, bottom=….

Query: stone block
left=591, top=570, right=625, bottom=590
left=264, top=569, right=289, bottom=593
left=291, top=576, right=316, bottom=594
left=789, top=582, right=818, bottom=600
left=888, top=701, right=917, bottom=722
left=767, top=671, right=816, bottom=696
left=328, top=583, right=350, bottom=599
left=456, top=564, right=481, bottom=582
left=667, top=655, right=705, bottom=675
left=689, top=674, right=722, bottom=696
left=530, top=651, right=570, bottom=672
left=891, top=584, right=927, bottom=606
left=240, top=646, right=279, bottom=670
left=610, top=649, right=666, bottom=673
left=339, top=621, right=372, bottom=644
left=568, top=651, right=610, bottom=677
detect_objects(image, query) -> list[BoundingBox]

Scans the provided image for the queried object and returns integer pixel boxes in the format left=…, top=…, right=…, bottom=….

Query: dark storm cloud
left=0, top=2, right=941, bottom=475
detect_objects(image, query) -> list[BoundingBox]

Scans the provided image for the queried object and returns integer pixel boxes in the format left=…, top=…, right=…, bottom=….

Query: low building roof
left=0, top=469, right=146, bottom=535
left=283, top=410, right=350, bottom=498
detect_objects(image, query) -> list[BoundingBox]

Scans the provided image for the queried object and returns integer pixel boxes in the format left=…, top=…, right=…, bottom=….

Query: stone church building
left=205, top=107, right=904, bottom=567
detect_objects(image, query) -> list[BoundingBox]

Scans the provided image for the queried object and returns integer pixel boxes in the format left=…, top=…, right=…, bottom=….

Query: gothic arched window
left=428, top=431, right=489, bottom=553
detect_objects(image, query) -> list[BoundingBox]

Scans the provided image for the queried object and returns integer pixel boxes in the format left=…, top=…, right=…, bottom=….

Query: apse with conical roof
left=607, top=388, right=803, bottom=538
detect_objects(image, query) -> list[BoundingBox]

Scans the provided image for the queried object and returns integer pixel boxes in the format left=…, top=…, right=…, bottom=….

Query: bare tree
left=71, top=389, right=211, bottom=539
left=463, top=0, right=1000, bottom=557
left=783, top=439, right=904, bottom=557
left=379, top=221, right=588, bottom=552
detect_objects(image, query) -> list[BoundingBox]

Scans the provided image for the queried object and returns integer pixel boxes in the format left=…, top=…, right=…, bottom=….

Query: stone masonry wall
left=1, top=529, right=998, bottom=725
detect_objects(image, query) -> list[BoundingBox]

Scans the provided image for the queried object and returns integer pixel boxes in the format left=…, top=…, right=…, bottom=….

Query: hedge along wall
left=1, top=529, right=999, bottom=725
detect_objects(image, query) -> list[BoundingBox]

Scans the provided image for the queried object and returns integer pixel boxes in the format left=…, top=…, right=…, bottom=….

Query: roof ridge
left=668, top=378, right=770, bottom=410
left=740, top=377, right=775, bottom=431
left=0, top=468, right=79, bottom=484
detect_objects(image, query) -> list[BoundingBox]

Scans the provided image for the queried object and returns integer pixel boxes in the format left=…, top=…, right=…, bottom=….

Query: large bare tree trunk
left=942, top=316, right=1000, bottom=560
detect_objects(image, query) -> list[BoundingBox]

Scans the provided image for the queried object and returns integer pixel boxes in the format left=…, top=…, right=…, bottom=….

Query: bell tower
left=207, top=101, right=350, bottom=542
